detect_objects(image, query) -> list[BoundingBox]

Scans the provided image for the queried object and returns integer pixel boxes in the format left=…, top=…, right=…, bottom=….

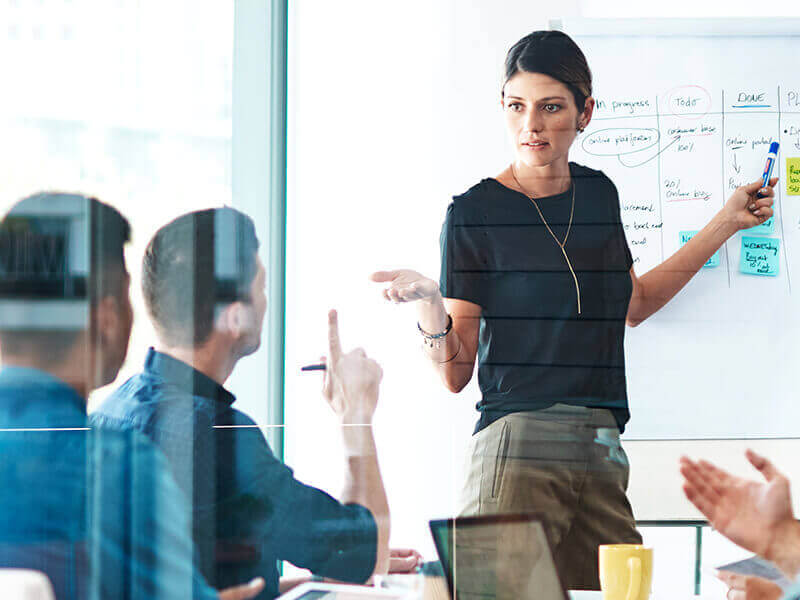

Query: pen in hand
left=755, top=141, right=779, bottom=200
left=300, top=363, right=326, bottom=372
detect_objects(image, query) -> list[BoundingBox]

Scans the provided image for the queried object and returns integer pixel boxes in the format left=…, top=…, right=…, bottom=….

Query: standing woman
left=371, top=30, right=776, bottom=589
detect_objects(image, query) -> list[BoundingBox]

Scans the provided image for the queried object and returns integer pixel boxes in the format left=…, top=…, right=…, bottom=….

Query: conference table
left=375, top=575, right=720, bottom=599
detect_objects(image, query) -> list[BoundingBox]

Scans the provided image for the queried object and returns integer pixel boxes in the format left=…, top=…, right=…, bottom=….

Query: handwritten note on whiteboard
left=558, top=18, right=800, bottom=442
left=570, top=81, right=799, bottom=283
left=740, top=236, right=780, bottom=276
left=788, top=157, right=800, bottom=196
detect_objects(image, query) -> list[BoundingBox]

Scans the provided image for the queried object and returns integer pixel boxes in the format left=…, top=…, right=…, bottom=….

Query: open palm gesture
left=680, top=449, right=794, bottom=557
left=370, top=269, right=440, bottom=303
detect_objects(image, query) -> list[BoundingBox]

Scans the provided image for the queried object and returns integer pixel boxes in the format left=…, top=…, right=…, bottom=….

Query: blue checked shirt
left=92, top=349, right=378, bottom=600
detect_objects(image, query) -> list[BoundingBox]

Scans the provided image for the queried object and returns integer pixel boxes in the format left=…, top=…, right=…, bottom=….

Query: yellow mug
left=599, top=544, right=653, bottom=600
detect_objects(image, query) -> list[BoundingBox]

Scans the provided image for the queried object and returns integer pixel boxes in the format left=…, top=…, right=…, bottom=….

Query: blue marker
left=757, top=141, right=779, bottom=198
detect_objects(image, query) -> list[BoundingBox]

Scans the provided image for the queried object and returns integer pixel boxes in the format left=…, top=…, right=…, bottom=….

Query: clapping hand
left=680, top=450, right=794, bottom=558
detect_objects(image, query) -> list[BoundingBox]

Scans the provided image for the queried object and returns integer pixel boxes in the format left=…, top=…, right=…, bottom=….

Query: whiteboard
left=553, top=18, right=800, bottom=439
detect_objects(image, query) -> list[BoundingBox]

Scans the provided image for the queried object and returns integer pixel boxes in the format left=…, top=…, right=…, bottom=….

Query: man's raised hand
left=321, top=310, right=382, bottom=425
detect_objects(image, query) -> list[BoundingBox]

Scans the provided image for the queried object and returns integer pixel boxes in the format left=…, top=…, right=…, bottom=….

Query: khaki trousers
left=459, top=405, right=642, bottom=590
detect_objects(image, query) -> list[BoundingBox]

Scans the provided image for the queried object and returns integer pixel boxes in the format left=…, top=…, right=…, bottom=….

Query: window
left=0, top=1, right=235, bottom=409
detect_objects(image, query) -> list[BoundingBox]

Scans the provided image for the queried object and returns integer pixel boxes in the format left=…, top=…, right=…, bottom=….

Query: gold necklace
left=510, top=164, right=581, bottom=315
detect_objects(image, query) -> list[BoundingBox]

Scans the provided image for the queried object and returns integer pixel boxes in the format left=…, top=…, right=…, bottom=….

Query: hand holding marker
left=756, top=142, right=779, bottom=201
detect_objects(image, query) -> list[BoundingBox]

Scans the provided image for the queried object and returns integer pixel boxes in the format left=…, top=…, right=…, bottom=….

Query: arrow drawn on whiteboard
left=617, top=135, right=681, bottom=168
left=733, top=152, right=741, bottom=174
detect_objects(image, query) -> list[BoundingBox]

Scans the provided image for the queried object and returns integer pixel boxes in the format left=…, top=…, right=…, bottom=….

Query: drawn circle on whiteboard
left=665, top=85, right=712, bottom=120
left=581, top=127, right=660, bottom=157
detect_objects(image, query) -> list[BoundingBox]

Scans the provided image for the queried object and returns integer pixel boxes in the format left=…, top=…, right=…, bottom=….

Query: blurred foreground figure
left=681, top=450, right=800, bottom=600
left=0, top=193, right=263, bottom=600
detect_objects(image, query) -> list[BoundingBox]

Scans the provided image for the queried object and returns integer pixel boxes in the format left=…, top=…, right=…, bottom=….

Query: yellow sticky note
left=788, top=158, right=800, bottom=196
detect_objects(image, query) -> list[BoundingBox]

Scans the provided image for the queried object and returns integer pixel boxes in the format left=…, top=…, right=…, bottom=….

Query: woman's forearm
left=416, top=294, right=476, bottom=392
left=628, top=211, right=738, bottom=325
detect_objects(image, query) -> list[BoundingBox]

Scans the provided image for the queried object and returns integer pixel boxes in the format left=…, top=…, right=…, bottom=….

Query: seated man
left=681, top=450, right=800, bottom=600
left=0, top=193, right=263, bottom=600
left=93, top=208, right=394, bottom=599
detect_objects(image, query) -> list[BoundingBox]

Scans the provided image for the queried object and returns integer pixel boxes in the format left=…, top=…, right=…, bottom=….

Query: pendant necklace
left=510, top=164, right=582, bottom=315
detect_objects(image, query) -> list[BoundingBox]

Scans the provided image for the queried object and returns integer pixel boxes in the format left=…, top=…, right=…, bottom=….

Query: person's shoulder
left=89, top=422, right=161, bottom=464
left=98, top=371, right=153, bottom=408
left=225, top=405, right=259, bottom=428
left=454, top=178, right=496, bottom=200
left=92, top=372, right=161, bottom=432
left=446, top=178, right=499, bottom=224
left=571, top=162, right=624, bottom=223
left=212, top=404, right=264, bottom=441
left=92, top=373, right=152, bottom=418
left=571, top=161, right=614, bottom=184
left=571, top=161, right=618, bottom=194
left=451, top=178, right=498, bottom=207
left=224, top=409, right=279, bottom=463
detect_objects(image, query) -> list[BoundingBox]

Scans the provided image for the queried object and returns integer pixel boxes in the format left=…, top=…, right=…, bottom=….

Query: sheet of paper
left=716, top=555, right=792, bottom=590
left=679, top=231, right=720, bottom=267
left=740, top=236, right=780, bottom=276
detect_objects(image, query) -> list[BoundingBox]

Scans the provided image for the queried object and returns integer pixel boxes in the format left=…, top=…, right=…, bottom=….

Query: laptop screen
left=429, top=514, right=568, bottom=600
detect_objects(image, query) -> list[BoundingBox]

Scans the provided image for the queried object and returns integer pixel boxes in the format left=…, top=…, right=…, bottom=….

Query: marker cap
left=769, top=141, right=780, bottom=155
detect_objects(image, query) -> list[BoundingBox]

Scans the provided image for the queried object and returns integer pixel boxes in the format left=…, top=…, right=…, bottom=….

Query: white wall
left=579, top=0, right=800, bottom=18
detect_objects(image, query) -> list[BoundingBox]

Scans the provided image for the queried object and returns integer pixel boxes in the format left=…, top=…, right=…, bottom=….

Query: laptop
left=276, top=582, right=414, bottom=599
left=429, top=514, right=569, bottom=600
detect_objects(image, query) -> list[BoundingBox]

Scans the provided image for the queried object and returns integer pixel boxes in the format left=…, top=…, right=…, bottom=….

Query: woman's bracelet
left=418, top=314, right=453, bottom=349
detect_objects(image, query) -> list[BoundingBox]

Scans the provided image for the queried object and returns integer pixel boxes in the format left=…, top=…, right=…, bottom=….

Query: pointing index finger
left=328, top=309, right=343, bottom=365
